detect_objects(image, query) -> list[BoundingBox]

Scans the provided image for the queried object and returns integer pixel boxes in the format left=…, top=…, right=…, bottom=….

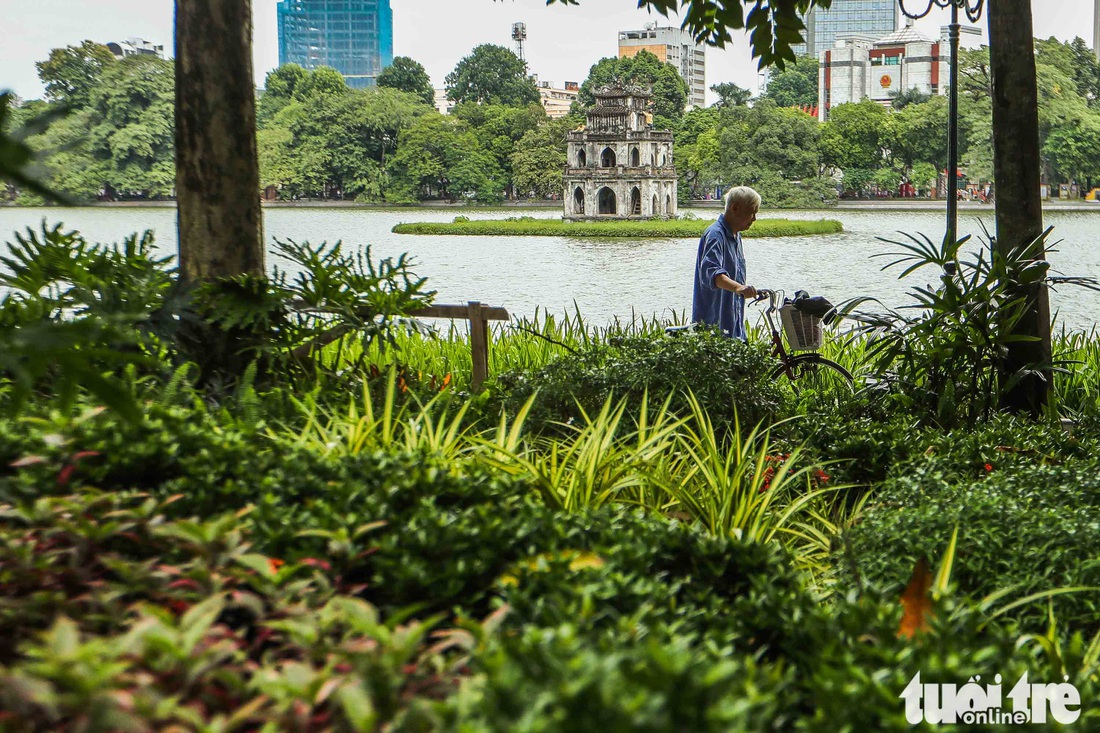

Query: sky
left=0, top=0, right=1096, bottom=107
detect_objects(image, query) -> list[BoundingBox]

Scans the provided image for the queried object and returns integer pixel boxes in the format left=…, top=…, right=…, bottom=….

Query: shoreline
left=4, top=199, right=1100, bottom=212
left=391, top=218, right=843, bottom=238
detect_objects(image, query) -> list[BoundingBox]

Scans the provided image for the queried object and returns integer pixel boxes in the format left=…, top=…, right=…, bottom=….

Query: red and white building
left=817, top=25, right=949, bottom=122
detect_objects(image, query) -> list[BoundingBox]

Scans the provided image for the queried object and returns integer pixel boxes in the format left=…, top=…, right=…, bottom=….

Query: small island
left=391, top=217, right=843, bottom=238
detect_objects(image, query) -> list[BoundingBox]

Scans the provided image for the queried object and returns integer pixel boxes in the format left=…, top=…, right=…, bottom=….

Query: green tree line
left=6, top=35, right=1100, bottom=206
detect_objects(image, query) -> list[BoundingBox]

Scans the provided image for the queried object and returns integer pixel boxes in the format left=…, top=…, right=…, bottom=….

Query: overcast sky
left=1, top=0, right=1095, bottom=106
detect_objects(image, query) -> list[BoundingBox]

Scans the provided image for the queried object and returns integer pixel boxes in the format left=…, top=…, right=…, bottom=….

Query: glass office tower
left=277, top=0, right=394, bottom=89
left=792, top=0, right=897, bottom=57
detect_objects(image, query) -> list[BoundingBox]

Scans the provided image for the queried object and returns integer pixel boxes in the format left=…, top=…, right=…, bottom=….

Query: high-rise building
left=1094, top=0, right=1100, bottom=61
left=277, top=0, right=393, bottom=89
left=617, top=24, right=706, bottom=108
left=792, top=0, right=897, bottom=57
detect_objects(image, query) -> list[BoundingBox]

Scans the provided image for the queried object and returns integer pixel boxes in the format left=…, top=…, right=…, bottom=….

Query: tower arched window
left=600, top=147, right=616, bottom=167
left=598, top=187, right=616, bottom=215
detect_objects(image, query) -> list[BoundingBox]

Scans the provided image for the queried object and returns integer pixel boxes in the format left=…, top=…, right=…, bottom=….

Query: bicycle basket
left=779, top=304, right=823, bottom=351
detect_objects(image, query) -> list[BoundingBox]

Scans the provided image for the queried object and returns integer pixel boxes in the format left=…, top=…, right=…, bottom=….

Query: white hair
left=724, top=186, right=761, bottom=214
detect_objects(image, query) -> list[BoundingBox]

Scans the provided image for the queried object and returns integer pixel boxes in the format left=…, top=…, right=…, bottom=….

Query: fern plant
left=841, top=226, right=1100, bottom=428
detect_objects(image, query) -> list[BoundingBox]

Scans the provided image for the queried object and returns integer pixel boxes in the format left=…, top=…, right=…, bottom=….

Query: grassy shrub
left=793, top=405, right=1092, bottom=487
left=841, top=459, right=1100, bottom=631
left=445, top=626, right=794, bottom=731
left=0, top=398, right=806, bottom=637
left=488, top=329, right=785, bottom=436
left=391, top=217, right=843, bottom=238
left=0, top=491, right=458, bottom=731
left=446, top=594, right=1097, bottom=732
left=7, top=489, right=1092, bottom=732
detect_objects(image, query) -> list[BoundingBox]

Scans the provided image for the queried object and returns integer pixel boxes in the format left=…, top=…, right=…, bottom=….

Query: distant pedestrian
left=691, top=186, right=763, bottom=340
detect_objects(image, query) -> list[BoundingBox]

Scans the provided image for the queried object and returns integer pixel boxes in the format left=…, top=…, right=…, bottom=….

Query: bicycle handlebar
left=750, top=289, right=781, bottom=309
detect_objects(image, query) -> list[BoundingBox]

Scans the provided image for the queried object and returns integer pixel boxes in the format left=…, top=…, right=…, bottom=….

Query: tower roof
left=873, top=26, right=933, bottom=46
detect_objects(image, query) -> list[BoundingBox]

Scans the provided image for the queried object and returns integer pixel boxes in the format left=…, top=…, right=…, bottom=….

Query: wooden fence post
left=403, top=302, right=507, bottom=388
left=467, top=301, right=489, bottom=389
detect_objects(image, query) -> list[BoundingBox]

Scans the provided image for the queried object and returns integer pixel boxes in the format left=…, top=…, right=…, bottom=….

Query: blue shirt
left=692, top=215, right=747, bottom=340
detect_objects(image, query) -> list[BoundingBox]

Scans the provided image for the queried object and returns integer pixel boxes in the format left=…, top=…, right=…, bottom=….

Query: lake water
left=2, top=205, right=1098, bottom=332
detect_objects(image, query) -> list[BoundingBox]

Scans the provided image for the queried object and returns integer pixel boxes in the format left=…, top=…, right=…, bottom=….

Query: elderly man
left=691, top=186, right=762, bottom=340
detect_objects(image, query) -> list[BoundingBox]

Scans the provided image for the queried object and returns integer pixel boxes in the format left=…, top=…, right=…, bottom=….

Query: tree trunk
left=175, top=0, right=264, bottom=281
left=987, top=0, right=1051, bottom=414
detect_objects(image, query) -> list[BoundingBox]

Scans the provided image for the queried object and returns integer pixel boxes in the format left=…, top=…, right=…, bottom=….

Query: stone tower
left=563, top=85, right=677, bottom=221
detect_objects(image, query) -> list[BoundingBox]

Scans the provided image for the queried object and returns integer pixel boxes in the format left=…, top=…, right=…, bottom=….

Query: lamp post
left=898, top=0, right=985, bottom=246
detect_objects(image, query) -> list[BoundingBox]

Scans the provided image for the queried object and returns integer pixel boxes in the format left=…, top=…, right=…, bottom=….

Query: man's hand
left=734, top=283, right=758, bottom=300
left=713, top=274, right=758, bottom=299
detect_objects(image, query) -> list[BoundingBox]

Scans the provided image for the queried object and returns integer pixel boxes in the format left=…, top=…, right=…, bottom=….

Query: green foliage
left=0, top=94, right=70, bottom=202
left=0, top=490, right=459, bottom=730
left=892, top=96, right=949, bottom=170
left=181, top=239, right=436, bottom=387
left=87, top=55, right=175, bottom=199
left=872, top=166, right=901, bottom=193
left=576, top=51, right=688, bottom=120
left=888, top=86, right=930, bottom=110
left=845, top=227, right=1099, bottom=428
left=391, top=217, right=842, bottom=237
left=511, top=118, right=573, bottom=198
left=377, top=56, right=435, bottom=106
left=34, top=40, right=116, bottom=108
left=711, top=81, right=753, bottom=107
left=0, top=223, right=435, bottom=409
left=908, top=161, right=938, bottom=193
left=17, top=53, right=176, bottom=201
left=677, top=99, right=835, bottom=205
left=387, top=112, right=505, bottom=203
left=490, top=328, right=784, bottom=437
left=843, top=458, right=1100, bottom=632
left=761, top=54, right=819, bottom=108
left=453, top=103, right=547, bottom=196
left=260, top=84, right=428, bottom=201
left=674, top=107, right=721, bottom=197
left=0, top=224, right=172, bottom=420
left=450, top=625, right=791, bottom=731
left=257, top=63, right=309, bottom=124
left=819, top=99, right=894, bottom=171
left=445, top=45, right=539, bottom=107
left=296, top=66, right=351, bottom=100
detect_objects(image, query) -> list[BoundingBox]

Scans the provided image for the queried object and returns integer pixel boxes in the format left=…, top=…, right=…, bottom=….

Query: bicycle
left=752, top=289, right=854, bottom=387
left=664, top=290, right=854, bottom=388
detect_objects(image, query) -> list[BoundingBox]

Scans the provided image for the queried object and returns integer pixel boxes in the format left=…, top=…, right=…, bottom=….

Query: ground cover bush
left=8, top=222, right=1100, bottom=729
left=391, top=217, right=843, bottom=238
left=7, top=460, right=1099, bottom=731
left=488, top=328, right=785, bottom=436
left=0, top=490, right=461, bottom=731
left=445, top=596, right=1100, bottom=732
left=792, top=402, right=1094, bottom=487
left=841, top=458, right=1100, bottom=632
left=0, top=396, right=810, bottom=635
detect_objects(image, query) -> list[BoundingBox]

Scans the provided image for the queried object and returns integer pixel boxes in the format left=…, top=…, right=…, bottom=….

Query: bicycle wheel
left=771, top=353, right=854, bottom=388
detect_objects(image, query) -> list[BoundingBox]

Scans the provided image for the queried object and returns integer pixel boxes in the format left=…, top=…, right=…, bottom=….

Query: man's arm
left=714, top=273, right=757, bottom=299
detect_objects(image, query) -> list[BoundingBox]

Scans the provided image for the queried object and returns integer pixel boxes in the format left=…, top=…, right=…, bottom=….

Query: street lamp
left=898, top=0, right=985, bottom=246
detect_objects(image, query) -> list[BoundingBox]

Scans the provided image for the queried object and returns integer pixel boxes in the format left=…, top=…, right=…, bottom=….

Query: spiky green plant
left=478, top=392, right=682, bottom=512
left=650, top=393, right=847, bottom=575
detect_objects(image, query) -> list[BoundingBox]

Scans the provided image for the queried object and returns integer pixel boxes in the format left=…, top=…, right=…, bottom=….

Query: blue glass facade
left=277, top=0, right=393, bottom=89
left=792, top=0, right=897, bottom=56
